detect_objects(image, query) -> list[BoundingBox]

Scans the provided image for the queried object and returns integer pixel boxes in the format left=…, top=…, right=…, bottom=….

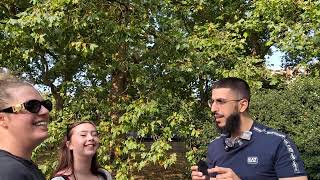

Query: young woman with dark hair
left=51, top=121, right=112, bottom=180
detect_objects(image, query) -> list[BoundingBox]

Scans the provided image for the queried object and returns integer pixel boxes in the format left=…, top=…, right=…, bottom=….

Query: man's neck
left=231, top=115, right=253, bottom=138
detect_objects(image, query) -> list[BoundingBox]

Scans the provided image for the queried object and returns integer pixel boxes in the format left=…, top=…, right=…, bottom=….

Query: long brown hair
left=51, top=121, right=101, bottom=179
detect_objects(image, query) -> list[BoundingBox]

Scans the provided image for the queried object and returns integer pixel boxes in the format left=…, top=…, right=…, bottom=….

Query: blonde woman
left=0, top=68, right=52, bottom=180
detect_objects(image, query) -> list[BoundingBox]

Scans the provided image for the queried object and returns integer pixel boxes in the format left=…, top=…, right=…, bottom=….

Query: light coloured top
left=51, top=169, right=112, bottom=180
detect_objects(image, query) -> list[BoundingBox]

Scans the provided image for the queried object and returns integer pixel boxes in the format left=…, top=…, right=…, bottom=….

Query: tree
left=1, top=0, right=319, bottom=179
left=1, top=0, right=199, bottom=178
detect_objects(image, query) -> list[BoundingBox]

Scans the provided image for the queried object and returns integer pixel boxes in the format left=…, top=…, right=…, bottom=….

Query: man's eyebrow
left=214, top=98, right=226, bottom=100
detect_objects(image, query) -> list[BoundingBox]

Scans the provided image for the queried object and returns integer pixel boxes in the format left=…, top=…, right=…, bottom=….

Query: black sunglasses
left=0, top=99, right=52, bottom=113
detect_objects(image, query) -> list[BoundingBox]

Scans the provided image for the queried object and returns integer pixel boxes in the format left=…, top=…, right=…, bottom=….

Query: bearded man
left=191, top=77, right=307, bottom=180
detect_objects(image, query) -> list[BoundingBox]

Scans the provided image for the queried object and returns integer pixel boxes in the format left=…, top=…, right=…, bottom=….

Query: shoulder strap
left=98, top=171, right=108, bottom=180
left=54, top=175, right=70, bottom=180
left=97, top=169, right=112, bottom=180
left=62, top=175, right=70, bottom=180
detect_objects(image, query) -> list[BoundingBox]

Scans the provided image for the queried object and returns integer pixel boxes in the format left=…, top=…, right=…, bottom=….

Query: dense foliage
left=251, top=78, right=320, bottom=179
left=0, top=0, right=320, bottom=179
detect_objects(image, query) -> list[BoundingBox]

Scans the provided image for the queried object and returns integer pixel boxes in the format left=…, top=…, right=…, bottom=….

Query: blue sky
left=265, top=46, right=284, bottom=70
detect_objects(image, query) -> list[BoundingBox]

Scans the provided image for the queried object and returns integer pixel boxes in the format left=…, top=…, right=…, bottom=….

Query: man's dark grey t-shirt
left=0, top=149, right=45, bottom=180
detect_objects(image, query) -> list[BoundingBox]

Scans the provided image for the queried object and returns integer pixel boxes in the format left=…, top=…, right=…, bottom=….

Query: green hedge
left=251, top=77, right=320, bottom=179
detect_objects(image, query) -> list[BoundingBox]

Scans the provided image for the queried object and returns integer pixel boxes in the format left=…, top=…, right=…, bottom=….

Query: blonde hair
left=0, top=67, right=33, bottom=110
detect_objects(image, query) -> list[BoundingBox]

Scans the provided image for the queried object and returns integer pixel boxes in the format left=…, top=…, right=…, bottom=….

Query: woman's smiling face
left=3, top=85, right=50, bottom=149
left=67, top=123, right=100, bottom=157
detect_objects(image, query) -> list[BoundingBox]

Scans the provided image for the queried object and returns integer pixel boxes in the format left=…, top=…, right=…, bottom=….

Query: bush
left=251, top=77, right=320, bottom=179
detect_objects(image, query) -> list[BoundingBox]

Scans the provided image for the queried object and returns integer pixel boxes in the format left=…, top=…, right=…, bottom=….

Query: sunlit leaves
left=1, top=0, right=320, bottom=179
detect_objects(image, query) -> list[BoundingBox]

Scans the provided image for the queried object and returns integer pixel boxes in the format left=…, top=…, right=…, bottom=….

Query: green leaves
left=251, top=78, right=320, bottom=179
left=1, top=0, right=320, bottom=179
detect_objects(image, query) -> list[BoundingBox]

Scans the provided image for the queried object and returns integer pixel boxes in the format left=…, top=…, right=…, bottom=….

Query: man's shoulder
left=208, top=134, right=226, bottom=147
left=252, top=122, right=288, bottom=140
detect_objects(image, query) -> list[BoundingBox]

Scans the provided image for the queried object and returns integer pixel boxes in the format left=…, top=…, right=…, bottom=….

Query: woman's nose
left=87, top=134, right=94, bottom=140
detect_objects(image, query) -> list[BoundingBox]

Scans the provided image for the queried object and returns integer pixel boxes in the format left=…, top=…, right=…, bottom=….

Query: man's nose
left=210, top=102, right=218, bottom=113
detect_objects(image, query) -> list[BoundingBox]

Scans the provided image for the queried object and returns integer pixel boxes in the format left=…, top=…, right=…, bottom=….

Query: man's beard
left=215, top=112, right=241, bottom=135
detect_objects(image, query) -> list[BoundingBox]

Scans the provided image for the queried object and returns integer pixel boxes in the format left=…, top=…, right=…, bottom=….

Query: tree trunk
left=110, top=69, right=128, bottom=123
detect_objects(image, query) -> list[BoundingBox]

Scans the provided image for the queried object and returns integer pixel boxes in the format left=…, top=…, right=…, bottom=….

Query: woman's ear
left=66, top=141, right=72, bottom=150
left=0, top=113, right=9, bottom=128
left=239, top=99, right=249, bottom=113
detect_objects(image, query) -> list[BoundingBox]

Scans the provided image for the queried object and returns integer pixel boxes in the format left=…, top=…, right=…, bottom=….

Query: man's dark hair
left=211, top=77, right=251, bottom=102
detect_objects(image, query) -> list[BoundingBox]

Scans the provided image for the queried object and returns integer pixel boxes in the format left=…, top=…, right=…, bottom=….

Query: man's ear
left=239, top=99, right=249, bottom=113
